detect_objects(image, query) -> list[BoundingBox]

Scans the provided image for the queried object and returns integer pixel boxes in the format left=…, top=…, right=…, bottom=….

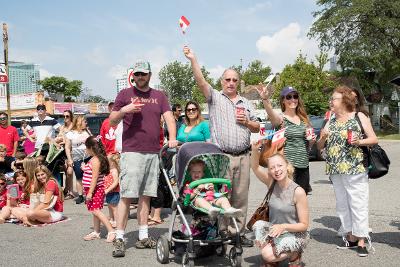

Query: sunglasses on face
left=224, top=78, right=238, bottom=83
left=37, top=108, right=45, bottom=111
left=134, top=72, right=149, bottom=77
left=285, top=94, right=299, bottom=100
left=176, top=109, right=182, bottom=112
left=0, top=182, right=5, bottom=186
left=64, top=115, right=70, bottom=118
left=0, top=117, right=7, bottom=121
left=186, top=108, right=198, bottom=113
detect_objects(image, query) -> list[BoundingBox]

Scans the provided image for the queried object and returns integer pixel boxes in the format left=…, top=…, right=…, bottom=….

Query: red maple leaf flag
left=179, top=16, right=190, bottom=34
left=272, top=127, right=286, bottom=144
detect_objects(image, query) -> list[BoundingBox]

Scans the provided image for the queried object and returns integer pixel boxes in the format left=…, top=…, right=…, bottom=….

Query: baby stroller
left=156, top=142, right=243, bottom=267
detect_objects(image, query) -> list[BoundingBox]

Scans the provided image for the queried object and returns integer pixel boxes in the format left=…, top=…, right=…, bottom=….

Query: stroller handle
left=188, top=178, right=232, bottom=190
left=158, top=141, right=183, bottom=170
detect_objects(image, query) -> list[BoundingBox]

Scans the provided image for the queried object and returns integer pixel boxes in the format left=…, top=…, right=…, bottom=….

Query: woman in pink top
left=82, top=136, right=115, bottom=242
left=25, top=165, right=64, bottom=225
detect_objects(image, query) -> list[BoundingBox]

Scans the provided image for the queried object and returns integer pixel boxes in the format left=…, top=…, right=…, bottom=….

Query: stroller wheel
left=229, top=247, right=242, bottom=267
left=181, top=252, right=194, bottom=267
left=215, top=244, right=227, bottom=256
left=156, top=234, right=170, bottom=264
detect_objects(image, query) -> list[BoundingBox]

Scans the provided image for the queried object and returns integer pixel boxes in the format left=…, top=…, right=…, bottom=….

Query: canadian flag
left=324, top=110, right=332, bottom=121
left=179, top=16, right=190, bottom=34
left=272, top=127, right=286, bottom=144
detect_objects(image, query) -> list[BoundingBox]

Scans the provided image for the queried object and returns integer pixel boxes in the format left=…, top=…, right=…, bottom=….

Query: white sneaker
left=224, top=207, right=243, bottom=218
left=208, top=207, right=220, bottom=218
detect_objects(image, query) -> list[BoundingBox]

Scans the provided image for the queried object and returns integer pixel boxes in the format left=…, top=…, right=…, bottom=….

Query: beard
left=135, top=78, right=150, bottom=89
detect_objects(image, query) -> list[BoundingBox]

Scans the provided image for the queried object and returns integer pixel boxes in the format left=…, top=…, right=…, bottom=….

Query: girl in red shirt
left=26, top=165, right=64, bottom=225
left=82, top=136, right=115, bottom=242
left=0, top=171, right=31, bottom=224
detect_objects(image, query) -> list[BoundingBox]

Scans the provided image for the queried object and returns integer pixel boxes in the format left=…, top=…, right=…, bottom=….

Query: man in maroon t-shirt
left=100, top=102, right=117, bottom=155
left=110, top=60, right=178, bottom=257
left=0, top=112, right=19, bottom=157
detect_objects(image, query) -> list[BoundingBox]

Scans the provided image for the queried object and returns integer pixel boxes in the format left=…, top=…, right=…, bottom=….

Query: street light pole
left=2, top=23, right=11, bottom=125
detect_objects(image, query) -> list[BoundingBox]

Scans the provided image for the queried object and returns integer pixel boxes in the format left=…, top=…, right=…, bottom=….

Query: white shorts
left=48, top=209, right=63, bottom=222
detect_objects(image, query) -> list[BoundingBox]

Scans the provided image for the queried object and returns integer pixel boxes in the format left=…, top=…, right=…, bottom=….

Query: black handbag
left=355, top=113, right=390, bottom=179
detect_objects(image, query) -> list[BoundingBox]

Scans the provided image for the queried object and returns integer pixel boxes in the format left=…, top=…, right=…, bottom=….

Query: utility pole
left=2, top=23, right=11, bottom=124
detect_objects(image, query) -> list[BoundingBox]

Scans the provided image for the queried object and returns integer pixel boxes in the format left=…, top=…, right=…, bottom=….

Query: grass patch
left=377, top=133, right=400, bottom=140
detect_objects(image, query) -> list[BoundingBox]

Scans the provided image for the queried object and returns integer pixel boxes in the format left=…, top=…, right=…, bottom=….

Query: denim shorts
left=73, top=160, right=84, bottom=181
left=105, top=191, right=120, bottom=205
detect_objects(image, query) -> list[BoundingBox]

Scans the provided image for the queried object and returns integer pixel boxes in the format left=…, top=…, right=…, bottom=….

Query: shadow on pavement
left=313, top=215, right=341, bottom=231
left=313, top=179, right=332, bottom=184
left=370, top=232, right=400, bottom=249
left=310, top=228, right=339, bottom=246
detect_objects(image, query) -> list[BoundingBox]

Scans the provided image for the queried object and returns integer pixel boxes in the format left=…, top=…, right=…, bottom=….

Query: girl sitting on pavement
left=185, top=159, right=242, bottom=218
left=25, top=165, right=64, bottom=225
left=0, top=171, right=30, bottom=224
left=104, top=153, right=120, bottom=228
left=0, top=175, right=7, bottom=210
left=82, top=136, right=115, bottom=242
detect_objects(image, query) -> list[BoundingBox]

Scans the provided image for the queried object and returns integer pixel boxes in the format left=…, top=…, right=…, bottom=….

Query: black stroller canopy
left=175, top=142, right=230, bottom=189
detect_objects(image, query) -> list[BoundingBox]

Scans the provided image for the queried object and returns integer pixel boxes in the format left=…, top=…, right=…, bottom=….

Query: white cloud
left=208, top=65, right=226, bottom=80
left=39, top=68, right=54, bottom=79
left=256, top=22, right=320, bottom=72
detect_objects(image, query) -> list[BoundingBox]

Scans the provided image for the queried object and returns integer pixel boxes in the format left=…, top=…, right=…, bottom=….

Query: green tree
left=159, top=61, right=213, bottom=104
left=241, top=60, right=272, bottom=86
left=274, top=54, right=337, bottom=115
left=85, top=95, right=108, bottom=103
left=308, top=0, right=400, bottom=97
left=39, top=76, right=83, bottom=101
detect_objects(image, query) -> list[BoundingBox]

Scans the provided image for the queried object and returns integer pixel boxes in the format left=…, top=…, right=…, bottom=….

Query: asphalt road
left=0, top=140, right=399, bottom=267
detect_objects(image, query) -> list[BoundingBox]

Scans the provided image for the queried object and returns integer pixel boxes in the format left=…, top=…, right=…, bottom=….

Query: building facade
left=6, top=62, right=40, bottom=94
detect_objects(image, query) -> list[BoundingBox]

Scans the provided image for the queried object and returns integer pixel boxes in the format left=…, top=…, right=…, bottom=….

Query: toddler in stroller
left=185, top=159, right=242, bottom=218
left=156, top=142, right=243, bottom=267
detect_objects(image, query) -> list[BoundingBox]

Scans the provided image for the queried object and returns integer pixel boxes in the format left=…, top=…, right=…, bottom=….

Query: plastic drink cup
left=235, top=106, right=245, bottom=117
left=306, top=127, right=314, bottom=141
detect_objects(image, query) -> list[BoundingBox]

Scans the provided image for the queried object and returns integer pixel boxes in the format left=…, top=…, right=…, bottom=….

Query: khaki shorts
left=119, top=152, right=159, bottom=198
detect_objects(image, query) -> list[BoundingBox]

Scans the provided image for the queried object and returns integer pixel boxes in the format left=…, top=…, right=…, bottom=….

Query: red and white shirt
left=82, top=159, right=104, bottom=189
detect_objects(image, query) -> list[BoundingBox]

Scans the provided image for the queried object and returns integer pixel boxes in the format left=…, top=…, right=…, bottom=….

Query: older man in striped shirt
left=184, top=46, right=260, bottom=247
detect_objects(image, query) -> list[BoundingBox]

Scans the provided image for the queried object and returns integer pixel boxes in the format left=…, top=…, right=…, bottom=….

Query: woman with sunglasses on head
left=55, top=110, right=74, bottom=199
left=257, top=86, right=315, bottom=195
left=176, top=101, right=210, bottom=143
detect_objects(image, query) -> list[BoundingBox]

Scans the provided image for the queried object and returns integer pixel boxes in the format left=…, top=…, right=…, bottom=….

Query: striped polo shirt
left=29, top=116, right=61, bottom=148
left=281, top=117, right=309, bottom=168
left=207, top=87, right=257, bottom=154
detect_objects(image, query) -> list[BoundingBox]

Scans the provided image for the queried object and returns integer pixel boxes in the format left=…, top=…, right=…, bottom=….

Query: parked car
left=56, top=113, right=109, bottom=136
left=308, top=115, right=325, bottom=161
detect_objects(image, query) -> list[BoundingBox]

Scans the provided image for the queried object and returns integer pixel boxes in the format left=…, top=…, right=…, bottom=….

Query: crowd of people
left=0, top=46, right=379, bottom=265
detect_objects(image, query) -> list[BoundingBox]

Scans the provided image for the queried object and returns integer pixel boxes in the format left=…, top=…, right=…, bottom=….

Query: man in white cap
left=109, top=60, right=178, bottom=257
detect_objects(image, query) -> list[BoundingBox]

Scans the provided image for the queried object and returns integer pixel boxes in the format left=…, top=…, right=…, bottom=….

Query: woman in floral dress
left=317, top=85, right=377, bottom=257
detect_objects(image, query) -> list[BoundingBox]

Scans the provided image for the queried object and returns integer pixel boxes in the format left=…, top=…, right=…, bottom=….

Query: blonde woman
left=25, top=165, right=64, bottom=225
left=251, top=142, right=309, bottom=267
left=65, top=115, right=91, bottom=204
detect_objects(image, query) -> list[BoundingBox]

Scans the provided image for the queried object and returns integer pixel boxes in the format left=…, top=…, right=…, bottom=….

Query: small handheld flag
left=179, top=16, right=190, bottom=34
left=272, top=127, right=286, bottom=144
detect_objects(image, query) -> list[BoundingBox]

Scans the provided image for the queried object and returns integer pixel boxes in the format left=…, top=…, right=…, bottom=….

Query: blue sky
left=2, top=0, right=322, bottom=100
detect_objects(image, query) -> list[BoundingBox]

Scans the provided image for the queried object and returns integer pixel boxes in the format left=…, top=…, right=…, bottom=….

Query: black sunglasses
left=225, top=78, right=238, bottom=83
left=0, top=117, right=7, bottom=120
left=37, top=107, right=46, bottom=111
left=186, top=108, right=198, bottom=113
left=64, top=115, right=70, bottom=118
left=285, top=94, right=299, bottom=100
left=134, top=72, right=149, bottom=77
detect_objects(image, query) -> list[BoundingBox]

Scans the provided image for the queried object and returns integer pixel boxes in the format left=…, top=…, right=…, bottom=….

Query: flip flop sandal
left=106, top=231, right=116, bottom=243
left=148, top=219, right=164, bottom=226
left=83, top=231, right=100, bottom=241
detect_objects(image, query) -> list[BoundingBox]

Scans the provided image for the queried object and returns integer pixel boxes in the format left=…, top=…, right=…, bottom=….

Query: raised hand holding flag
left=179, top=16, right=190, bottom=34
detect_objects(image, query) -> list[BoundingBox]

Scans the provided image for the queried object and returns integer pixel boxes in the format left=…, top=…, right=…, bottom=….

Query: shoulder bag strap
left=355, top=112, right=365, bottom=136
left=261, top=180, right=276, bottom=206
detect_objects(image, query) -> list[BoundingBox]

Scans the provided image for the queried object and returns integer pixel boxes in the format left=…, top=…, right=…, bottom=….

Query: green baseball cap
left=133, top=60, right=151, bottom=74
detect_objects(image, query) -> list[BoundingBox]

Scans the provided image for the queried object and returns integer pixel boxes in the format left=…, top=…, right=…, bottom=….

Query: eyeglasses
left=224, top=78, right=238, bottom=83
left=0, top=117, right=7, bottom=120
left=37, top=107, right=45, bottom=111
left=64, top=115, right=70, bottom=118
left=285, top=94, right=299, bottom=100
left=176, top=109, right=182, bottom=112
left=186, top=108, right=198, bottom=113
left=329, top=97, right=342, bottom=102
left=134, top=72, right=149, bottom=77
